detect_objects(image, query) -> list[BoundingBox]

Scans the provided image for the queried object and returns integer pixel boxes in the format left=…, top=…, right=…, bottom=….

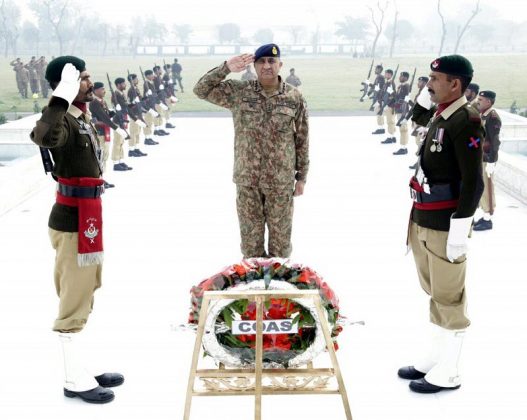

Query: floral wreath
left=188, top=258, right=343, bottom=368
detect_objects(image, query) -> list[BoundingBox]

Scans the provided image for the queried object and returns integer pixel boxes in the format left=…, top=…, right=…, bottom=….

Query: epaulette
left=465, top=104, right=481, bottom=123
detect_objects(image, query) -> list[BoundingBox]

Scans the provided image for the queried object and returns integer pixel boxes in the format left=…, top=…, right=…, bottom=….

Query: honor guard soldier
left=393, top=71, right=411, bottom=155
left=153, top=65, right=172, bottom=133
left=241, top=65, right=257, bottom=81
left=371, top=64, right=386, bottom=134
left=408, top=76, right=430, bottom=169
left=474, top=90, right=501, bottom=231
left=127, top=73, right=156, bottom=146
left=111, top=77, right=138, bottom=170
left=399, top=55, right=484, bottom=394
left=142, top=69, right=166, bottom=138
left=379, top=68, right=397, bottom=144
left=194, top=43, right=309, bottom=258
left=30, top=56, right=124, bottom=404
left=464, top=82, right=479, bottom=106
left=285, top=68, right=302, bottom=88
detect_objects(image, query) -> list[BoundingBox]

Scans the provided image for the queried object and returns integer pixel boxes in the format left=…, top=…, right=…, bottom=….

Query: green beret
left=430, top=54, right=473, bottom=78
left=45, top=55, right=86, bottom=83
left=479, top=90, right=496, bottom=100
left=93, top=82, right=104, bottom=90
left=254, top=44, right=280, bottom=61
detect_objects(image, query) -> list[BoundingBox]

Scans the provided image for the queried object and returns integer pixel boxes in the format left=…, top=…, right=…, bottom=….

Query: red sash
left=56, top=177, right=104, bottom=267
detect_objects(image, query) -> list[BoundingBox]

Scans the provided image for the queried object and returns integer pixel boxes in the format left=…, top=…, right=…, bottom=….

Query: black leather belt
left=57, top=183, right=104, bottom=198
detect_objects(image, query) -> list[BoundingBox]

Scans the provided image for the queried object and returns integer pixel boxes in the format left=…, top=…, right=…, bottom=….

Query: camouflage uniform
left=194, top=62, right=309, bottom=258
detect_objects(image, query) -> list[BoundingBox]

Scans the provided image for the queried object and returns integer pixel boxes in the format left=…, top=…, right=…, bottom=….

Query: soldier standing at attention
left=30, top=56, right=124, bottom=404
left=111, top=77, right=137, bottom=170
left=398, top=55, right=484, bottom=394
left=171, top=58, right=184, bottom=93
left=37, top=56, right=49, bottom=98
left=285, top=68, right=302, bottom=88
left=473, top=90, right=501, bottom=231
left=464, top=82, right=479, bottom=106
left=379, top=68, right=397, bottom=144
left=194, top=44, right=309, bottom=258
left=241, top=65, right=257, bottom=81
left=392, top=71, right=411, bottom=155
left=371, top=64, right=386, bottom=135
left=127, top=73, right=156, bottom=146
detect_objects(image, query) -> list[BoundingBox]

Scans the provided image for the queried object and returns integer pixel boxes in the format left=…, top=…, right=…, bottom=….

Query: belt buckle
left=410, top=188, right=417, bottom=201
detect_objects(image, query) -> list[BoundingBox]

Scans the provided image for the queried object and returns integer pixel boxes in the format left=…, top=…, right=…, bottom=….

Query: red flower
left=233, top=264, right=246, bottom=276
left=297, top=271, right=309, bottom=284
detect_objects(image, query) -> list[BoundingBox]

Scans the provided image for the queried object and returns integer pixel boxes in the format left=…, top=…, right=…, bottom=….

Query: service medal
left=430, top=144, right=437, bottom=152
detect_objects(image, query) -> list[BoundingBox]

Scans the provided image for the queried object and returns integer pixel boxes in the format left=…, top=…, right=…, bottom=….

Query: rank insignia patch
left=468, top=137, right=480, bottom=148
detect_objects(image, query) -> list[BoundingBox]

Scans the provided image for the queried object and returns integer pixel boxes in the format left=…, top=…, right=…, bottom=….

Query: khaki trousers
left=397, top=114, right=409, bottom=145
left=154, top=104, right=165, bottom=126
left=143, top=111, right=154, bottom=136
left=383, top=107, right=396, bottom=135
left=49, top=229, right=102, bottom=333
left=409, top=222, right=470, bottom=330
left=111, top=129, right=125, bottom=161
left=129, top=119, right=141, bottom=148
left=236, top=185, right=294, bottom=258
left=97, top=135, right=110, bottom=173
left=480, top=162, right=496, bottom=215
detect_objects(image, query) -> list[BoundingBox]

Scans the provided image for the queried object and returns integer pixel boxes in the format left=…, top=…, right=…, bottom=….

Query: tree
left=387, top=1, right=398, bottom=58
left=143, top=16, right=166, bottom=45
left=335, top=16, right=368, bottom=45
left=454, top=0, right=481, bottom=53
left=437, top=0, right=447, bottom=56
left=218, top=23, right=240, bottom=44
left=29, top=0, right=74, bottom=55
left=173, top=24, right=192, bottom=44
left=367, top=0, right=388, bottom=58
left=385, top=19, right=413, bottom=55
left=288, top=25, right=304, bottom=44
left=112, top=25, right=127, bottom=53
left=253, top=28, right=274, bottom=44
left=0, top=0, right=21, bottom=57
left=129, top=17, right=144, bottom=58
left=21, top=21, right=39, bottom=54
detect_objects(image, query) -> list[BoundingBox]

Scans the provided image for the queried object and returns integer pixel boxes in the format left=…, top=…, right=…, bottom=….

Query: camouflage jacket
left=194, top=62, right=309, bottom=189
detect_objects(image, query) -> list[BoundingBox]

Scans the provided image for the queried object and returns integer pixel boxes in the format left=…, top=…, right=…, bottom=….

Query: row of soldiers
left=88, top=63, right=180, bottom=188
left=362, top=62, right=501, bottom=232
left=10, top=56, right=50, bottom=99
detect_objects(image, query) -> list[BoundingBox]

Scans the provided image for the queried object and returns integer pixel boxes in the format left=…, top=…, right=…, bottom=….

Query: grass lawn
left=1, top=54, right=525, bottom=114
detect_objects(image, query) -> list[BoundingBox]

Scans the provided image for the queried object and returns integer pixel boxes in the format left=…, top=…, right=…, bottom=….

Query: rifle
left=140, top=66, right=159, bottom=111
left=368, top=62, right=383, bottom=111
left=378, top=64, right=399, bottom=116
left=127, top=69, right=147, bottom=122
left=396, top=67, right=417, bottom=127
left=106, top=73, right=130, bottom=139
left=359, top=59, right=374, bottom=102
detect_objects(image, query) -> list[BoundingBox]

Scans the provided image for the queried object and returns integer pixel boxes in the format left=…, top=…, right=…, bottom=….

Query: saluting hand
left=226, top=54, right=255, bottom=73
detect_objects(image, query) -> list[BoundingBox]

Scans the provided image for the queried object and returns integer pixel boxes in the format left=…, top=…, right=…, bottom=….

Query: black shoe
left=128, top=150, right=139, bottom=157
left=372, top=128, right=385, bottom=135
left=473, top=219, right=493, bottom=231
left=381, top=137, right=396, bottom=144
left=121, top=162, right=133, bottom=170
left=64, top=386, right=114, bottom=404
left=393, top=148, right=408, bottom=155
left=409, top=163, right=417, bottom=170
left=103, top=181, right=115, bottom=189
left=409, top=378, right=461, bottom=394
left=113, top=163, right=128, bottom=171
left=397, top=366, right=426, bottom=380
left=154, top=130, right=168, bottom=136
left=159, top=129, right=170, bottom=135
left=134, top=149, right=148, bottom=156
left=144, top=138, right=158, bottom=145
left=95, top=373, right=125, bottom=388
left=165, top=123, right=175, bottom=129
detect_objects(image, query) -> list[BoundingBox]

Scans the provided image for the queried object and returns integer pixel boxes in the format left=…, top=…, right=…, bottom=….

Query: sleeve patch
left=468, top=137, right=481, bottom=148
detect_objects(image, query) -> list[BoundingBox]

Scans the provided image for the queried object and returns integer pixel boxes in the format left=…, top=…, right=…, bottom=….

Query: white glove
left=446, top=216, right=473, bottom=262
left=115, top=127, right=127, bottom=138
left=364, top=79, right=370, bottom=85
left=170, top=96, right=179, bottom=103
left=136, top=120, right=146, bottom=128
left=159, top=103, right=168, bottom=111
left=116, top=104, right=122, bottom=111
left=159, top=84, right=164, bottom=90
left=146, top=89, right=152, bottom=96
left=374, top=85, right=380, bottom=92
left=416, top=88, right=433, bottom=110
left=485, top=162, right=496, bottom=177
left=404, top=95, right=411, bottom=102
left=52, top=63, right=80, bottom=105
left=400, top=118, right=408, bottom=126
left=148, top=108, right=159, bottom=117
left=373, top=103, right=380, bottom=114
left=133, top=96, right=140, bottom=104
left=387, top=87, right=394, bottom=94
left=169, top=78, right=173, bottom=84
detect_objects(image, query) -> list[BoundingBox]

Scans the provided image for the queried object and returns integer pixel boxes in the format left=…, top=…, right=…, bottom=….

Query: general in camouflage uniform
left=473, top=90, right=501, bottom=231
left=193, top=44, right=309, bottom=258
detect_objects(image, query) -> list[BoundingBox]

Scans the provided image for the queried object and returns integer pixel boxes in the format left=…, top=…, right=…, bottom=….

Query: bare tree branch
left=454, top=0, right=481, bottom=53
left=437, top=0, right=447, bottom=56
left=367, top=0, right=388, bottom=58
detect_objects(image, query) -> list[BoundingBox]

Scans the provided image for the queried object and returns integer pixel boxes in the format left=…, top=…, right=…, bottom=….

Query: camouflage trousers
left=236, top=185, right=294, bottom=258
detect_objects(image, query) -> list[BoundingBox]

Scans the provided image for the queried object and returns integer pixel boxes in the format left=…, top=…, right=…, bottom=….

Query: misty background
left=1, top=0, right=527, bottom=57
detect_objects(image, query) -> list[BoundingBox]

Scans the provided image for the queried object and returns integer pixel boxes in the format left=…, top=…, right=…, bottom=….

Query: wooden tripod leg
left=254, top=296, right=264, bottom=420
left=183, top=297, right=211, bottom=420
left=313, top=296, right=353, bottom=420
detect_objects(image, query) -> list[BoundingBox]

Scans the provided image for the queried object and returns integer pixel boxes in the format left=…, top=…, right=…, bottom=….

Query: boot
left=58, top=333, right=114, bottom=404
left=410, top=328, right=465, bottom=393
left=398, top=323, right=442, bottom=380
left=393, top=148, right=408, bottom=155
left=372, top=128, right=385, bottom=135
left=381, top=137, right=396, bottom=144
left=473, top=219, right=493, bottom=231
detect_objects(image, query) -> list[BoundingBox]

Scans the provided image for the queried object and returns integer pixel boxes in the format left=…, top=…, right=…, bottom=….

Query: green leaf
left=222, top=307, right=233, bottom=327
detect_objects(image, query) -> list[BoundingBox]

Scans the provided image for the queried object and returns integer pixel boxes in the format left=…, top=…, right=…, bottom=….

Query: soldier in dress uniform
left=379, top=69, right=397, bottom=144
left=110, top=77, right=137, bottom=170
left=37, top=56, right=49, bottom=98
left=408, top=76, right=430, bottom=170
left=10, top=58, right=29, bottom=98
left=30, top=56, right=124, bottom=404
left=241, top=65, right=257, bottom=81
left=398, top=55, right=484, bottom=394
left=285, top=68, right=302, bottom=88
left=28, top=56, right=41, bottom=97
left=194, top=43, right=309, bottom=258
left=152, top=65, right=171, bottom=134
left=142, top=69, right=166, bottom=138
left=464, top=82, right=479, bottom=106
left=127, top=73, right=157, bottom=146
left=371, top=64, right=386, bottom=135
left=473, top=90, right=501, bottom=231
left=392, top=71, right=411, bottom=155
